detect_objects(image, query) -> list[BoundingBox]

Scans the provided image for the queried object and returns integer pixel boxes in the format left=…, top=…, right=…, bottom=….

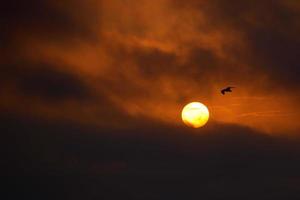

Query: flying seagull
left=221, top=87, right=235, bottom=95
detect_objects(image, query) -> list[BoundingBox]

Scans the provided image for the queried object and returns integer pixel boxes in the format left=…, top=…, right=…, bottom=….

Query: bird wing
left=221, top=86, right=235, bottom=94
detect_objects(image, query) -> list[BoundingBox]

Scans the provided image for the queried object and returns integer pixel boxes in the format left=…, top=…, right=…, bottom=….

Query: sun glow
left=181, top=102, right=209, bottom=128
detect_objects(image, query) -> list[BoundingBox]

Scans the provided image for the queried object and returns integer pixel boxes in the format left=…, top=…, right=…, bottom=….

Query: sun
left=181, top=102, right=209, bottom=128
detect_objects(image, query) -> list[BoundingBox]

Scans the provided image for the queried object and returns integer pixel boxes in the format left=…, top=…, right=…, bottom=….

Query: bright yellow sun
left=181, top=102, right=209, bottom=128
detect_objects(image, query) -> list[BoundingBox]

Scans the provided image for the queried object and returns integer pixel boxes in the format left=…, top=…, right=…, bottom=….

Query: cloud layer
left=1, top=0, right=300, bottom=133
left=3, top=114, right=300, bottom=199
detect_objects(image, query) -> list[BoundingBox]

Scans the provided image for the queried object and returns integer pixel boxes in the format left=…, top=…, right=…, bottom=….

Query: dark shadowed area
left=2, top=113, right=300, bottom=199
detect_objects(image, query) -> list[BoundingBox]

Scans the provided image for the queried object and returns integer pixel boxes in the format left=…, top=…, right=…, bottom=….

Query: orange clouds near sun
left=1, top=0, right=300, bottom=135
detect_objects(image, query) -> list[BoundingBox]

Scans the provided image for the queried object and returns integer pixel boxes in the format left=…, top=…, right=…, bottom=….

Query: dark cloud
left=0, top=0, right=99, bottom=48
left=134, top=48, right=178, bottom=78
left=134, top=47, right=221, bottom=81
left=1, top=63, right=90, bottom=101
left=19, top=67, right=90, bottom=101
left=205, top=0, right=300, bottom=89
left=3, top=114, right=300, bottom=199
left=172, top=0, right=300, bottom=89
left=247, top=24, right=300, bottom=89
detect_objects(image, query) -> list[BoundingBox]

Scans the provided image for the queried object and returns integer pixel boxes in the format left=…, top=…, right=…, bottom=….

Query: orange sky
left=1, top=0, right=300, bottom=134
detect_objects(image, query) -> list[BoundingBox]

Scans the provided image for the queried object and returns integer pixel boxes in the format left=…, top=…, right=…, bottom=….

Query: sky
left=2, top=0, right=300, bottom=199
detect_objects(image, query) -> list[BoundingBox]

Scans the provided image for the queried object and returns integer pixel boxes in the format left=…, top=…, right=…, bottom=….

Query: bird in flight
left=221, top=87, right=235, bottom=95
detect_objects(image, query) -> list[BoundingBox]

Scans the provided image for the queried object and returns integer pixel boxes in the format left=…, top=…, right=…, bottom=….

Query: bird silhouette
left=221, top=87, right=235, bottom=95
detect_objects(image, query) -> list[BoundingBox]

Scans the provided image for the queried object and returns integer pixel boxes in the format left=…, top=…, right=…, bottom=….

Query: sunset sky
left=2, top=0, right=300, bottom=199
